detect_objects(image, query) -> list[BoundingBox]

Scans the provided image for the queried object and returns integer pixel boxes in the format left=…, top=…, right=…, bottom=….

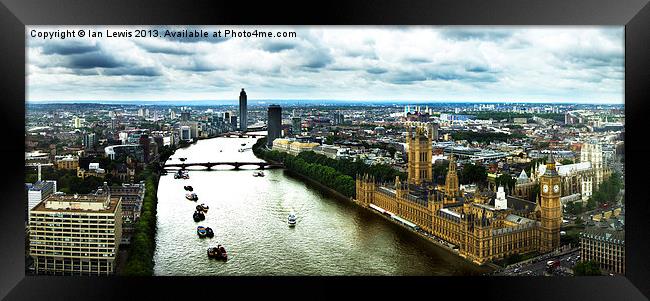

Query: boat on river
left=288, top=213, right=297, bottom=227
left=197, top=226, right=207, bottom=238
left=193, top=211, right=205, bottom=222
left=184, top=185, right=193, bottom=191
left=196, top=204, right=209, bottom=213
left=207, top=245, right=228, bottom=260
left=253, top=171, right=265, bottom=177
left=174, top=170, right=189, bottom=179
left=186, top=192, right=198, bottom=201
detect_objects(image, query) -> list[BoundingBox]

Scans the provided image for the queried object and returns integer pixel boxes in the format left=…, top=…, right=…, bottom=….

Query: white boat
left=253, top=171, right=265, bottom=177
left=288, top=213, right=297, bottom=226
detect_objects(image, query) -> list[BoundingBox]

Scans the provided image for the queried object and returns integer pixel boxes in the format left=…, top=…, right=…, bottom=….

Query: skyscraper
left=267, top=104, right=282, bottom=147
left=239, top=88, right=247, bottom=131
left=291, top=109, right=301, bottom=134
left=83, top=132, right=97, bottom=150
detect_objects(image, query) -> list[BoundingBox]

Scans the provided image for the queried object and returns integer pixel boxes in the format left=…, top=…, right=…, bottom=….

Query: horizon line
left=26, top=99, right=625, bottom=105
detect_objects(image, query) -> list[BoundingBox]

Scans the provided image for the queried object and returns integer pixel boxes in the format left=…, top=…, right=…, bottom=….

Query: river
left=153, top=136, right=490, bottom=275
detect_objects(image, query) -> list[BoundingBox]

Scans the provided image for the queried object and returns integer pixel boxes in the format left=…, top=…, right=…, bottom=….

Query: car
left=514, top=268, right=521, bottom=273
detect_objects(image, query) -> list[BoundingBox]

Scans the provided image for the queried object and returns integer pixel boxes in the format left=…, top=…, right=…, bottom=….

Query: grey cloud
left=404, top=57, right=430, bottom=64
left=102, top=66, right=162, bottom=76
left=41, top=41, right=98, bottom=55
left=440, top=28, right=512, bottom=41
left=135, top=41, right=194, bottom=55
left=260, top=40, right=297, bottom=53
left=300, top=49, right=332, bottom=69
left=366, top=67, right=388, bottom=74
left=466, top=66, right=489, bottom=73
left=70, top=66, right=162, bottom=77
left=386, top=66, right=499, bottom=85
left=67, top=52, right=123, bottom=69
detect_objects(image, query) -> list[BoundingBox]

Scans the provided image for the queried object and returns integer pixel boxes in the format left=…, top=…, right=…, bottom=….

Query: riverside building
left=356, top=124, right=563, bottom=265
left=29, top=194, right=122, bottom=275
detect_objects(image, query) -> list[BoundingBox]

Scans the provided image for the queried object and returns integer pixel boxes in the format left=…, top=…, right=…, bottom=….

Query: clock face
left=553, top=184, right=559, bottom=193
left=543, top=185, right=549, bottom=193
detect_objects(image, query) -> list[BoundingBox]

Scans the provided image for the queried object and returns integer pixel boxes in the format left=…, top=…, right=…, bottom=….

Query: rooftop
left=31, top=194, right=121, bottom=214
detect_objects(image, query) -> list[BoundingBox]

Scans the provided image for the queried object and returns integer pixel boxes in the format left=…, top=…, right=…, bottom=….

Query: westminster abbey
left=356, top=124, right=562, bottom=264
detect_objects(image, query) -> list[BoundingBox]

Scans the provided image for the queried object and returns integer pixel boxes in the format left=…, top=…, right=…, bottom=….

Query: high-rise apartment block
left=29, top=194, right=122, bottom=275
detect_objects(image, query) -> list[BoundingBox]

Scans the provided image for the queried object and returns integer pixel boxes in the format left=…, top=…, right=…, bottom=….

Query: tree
left=460, top=163, right=487, bottom=185
left=574, top=261, right=602, bottom=276
left=560, top=158, right=574, bottom=165
left=586, top=198, right=597, bottom=210
left=495, top=174, right=516, bottom=194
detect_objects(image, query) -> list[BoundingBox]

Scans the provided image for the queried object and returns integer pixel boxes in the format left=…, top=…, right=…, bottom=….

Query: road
left=491, top=248, right=580, bottom=276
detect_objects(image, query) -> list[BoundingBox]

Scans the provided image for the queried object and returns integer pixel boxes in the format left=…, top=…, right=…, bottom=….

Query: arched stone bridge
left=164, top=161, right=283, bottom=170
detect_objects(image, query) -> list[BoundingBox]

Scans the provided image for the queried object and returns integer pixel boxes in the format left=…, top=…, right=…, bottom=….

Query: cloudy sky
left=27, top=26, right=624, bottom=104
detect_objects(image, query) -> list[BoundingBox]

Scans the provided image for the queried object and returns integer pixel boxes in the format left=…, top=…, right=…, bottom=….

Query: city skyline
left=27, top=26, right=624, bottom=104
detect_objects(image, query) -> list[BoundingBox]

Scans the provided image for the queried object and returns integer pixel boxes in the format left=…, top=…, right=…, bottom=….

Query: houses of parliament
left=356, top=125, right=562, bottom=265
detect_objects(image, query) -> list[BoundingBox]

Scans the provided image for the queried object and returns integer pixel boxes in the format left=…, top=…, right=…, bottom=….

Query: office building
left=230, top=115, right=238, bottom=129
left=267, top=104, right=282, bottom=147
left=29, top=194, right=122, bottom=275
left=239, top=88, right=247, bottom=131
left=291, top=110, right=301, bottom=135
left=580, top=226, right=625, bottom=274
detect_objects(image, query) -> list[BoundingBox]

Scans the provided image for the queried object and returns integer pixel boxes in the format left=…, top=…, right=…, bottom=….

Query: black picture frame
left=1, top=0, right=649, bottom=299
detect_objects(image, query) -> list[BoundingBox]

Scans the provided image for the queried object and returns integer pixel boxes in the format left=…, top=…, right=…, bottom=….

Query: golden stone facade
left=356, top=125, right=562, bottom=265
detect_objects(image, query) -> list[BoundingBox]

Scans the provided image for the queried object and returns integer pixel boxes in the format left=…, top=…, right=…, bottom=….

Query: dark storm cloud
left=41, top=41, right=98, bottom=55
left=440, top=28, right=512, bottom=41
left=66, top=52, right=123, bottom=69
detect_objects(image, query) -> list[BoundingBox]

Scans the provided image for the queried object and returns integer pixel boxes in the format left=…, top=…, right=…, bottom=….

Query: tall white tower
left=495, top=186, right=508, bottom=210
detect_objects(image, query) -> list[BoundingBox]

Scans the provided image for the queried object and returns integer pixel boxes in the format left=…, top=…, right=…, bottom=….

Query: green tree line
left=253, top=138, right=406, bottom=198
left=121, top=167, right=158, bottom=276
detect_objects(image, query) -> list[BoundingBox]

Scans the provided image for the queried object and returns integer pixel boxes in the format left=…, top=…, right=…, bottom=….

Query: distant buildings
left=104, top=144, right=144, bottom=162
left=291, top=112, right=302, bottom=135
left=25, top=180, right=57, bottom=215
left=94, top=182, right=145, bottom=245
left=267, top=104, right=282, bottom=147
left=239, top=88, right=248, bottom=131
left=72, top=116, right=82, bottom=128
left=180, top=125, right=191, bottom=141
left=272, top=138, right=319, bottom=156
left=55, top=155, right=79, bottom=170
left=29, top=194, right=122, bottom=275
left=83, top=132, right=97, bottom=150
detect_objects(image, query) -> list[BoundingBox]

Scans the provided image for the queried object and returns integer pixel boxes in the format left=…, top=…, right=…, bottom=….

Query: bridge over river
left=164, top=161, right=283, bottom=170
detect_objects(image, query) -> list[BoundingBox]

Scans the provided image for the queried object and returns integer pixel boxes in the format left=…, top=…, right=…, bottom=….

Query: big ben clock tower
left=539, top=155, right=562, bottom=253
